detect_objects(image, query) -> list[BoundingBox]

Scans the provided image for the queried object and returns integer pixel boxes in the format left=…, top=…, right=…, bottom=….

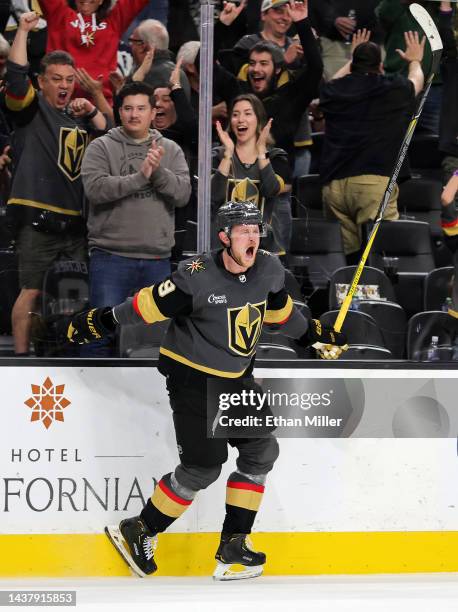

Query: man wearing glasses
left=127, top=18, right=190, bottom=98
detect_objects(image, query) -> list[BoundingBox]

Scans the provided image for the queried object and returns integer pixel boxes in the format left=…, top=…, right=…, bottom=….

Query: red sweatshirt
left=39, top=0, right=149, bottom=103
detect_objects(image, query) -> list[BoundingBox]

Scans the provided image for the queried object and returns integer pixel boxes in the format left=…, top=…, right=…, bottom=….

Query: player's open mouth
left=246, top=246, right=255, bottom=258
left=58, top=92, right=68, bottom=103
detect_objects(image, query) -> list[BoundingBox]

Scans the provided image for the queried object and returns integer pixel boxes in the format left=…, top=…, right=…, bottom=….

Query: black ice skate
left=105, top=516, right=157, bottom=578
left=213, top=533, right=266, bottom=580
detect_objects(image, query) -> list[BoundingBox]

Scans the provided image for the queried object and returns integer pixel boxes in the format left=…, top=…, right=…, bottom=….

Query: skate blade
left=213, top=561, right=264, bottom=581
left=105, top=525, right=147, bottom=578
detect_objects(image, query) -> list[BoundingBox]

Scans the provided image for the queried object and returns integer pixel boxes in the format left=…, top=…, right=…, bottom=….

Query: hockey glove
left=297, top=319, right=348, bottom=360
left=67, top=307, right=117, bottom=344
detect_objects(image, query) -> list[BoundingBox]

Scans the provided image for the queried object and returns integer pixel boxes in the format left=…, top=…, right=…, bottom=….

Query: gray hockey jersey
left=114, top=250, right=310, bottom=379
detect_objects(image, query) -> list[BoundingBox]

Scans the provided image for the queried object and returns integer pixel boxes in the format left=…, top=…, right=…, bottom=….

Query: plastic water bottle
left=426, top=336, right=440, bottom=362
left=345, top=9, right=356, bottom=45
left=442, top=297, right=452, bottom=312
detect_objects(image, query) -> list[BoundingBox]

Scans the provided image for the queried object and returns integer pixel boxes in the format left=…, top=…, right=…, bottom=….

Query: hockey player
left=67, top=201, right=347, bottom=580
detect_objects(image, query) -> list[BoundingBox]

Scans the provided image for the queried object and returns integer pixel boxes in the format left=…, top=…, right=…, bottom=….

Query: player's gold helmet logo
left=228, top=301, right=266, bottom=356
left=58, top=127, right=89, bottom=181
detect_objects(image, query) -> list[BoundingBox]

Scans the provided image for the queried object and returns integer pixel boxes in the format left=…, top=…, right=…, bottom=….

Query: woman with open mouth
left=211, top=93, right=291, bottom=253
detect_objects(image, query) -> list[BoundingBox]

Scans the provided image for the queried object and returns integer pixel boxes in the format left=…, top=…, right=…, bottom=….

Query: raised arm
left=329, top=28, right=371, bottom=81
left=396, top=31, right=426, bottom=96
left=5, top=12, right=39, bottom=116
left=9, top=10, right=39, bottom=67
left=288, top=2, right=323, bottom=101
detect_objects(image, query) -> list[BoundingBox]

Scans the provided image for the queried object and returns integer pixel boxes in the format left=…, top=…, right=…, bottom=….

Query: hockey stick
left=333, top=3, right=443, bottom=334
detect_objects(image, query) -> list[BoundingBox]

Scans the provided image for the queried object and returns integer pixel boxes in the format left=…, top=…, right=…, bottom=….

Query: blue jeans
left=83, top=249, right=171, bottom=357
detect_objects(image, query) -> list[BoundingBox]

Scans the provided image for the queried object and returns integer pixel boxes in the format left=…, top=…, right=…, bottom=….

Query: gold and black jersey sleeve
left=132, top=277, right=193, bottom=323
left=265, top=288, right=294, bottom=326
left=264, top=288, right=310, bottom=339
left=5, top=60, right=39, bottom=126
left=113, top=276, right=193, bottom=326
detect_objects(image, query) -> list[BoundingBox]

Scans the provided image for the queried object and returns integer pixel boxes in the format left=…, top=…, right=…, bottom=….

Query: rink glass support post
left=197, top=0, right=216, bottom=254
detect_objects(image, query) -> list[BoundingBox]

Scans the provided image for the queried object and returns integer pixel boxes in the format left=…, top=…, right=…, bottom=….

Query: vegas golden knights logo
left=228, top=178, right=265, bottom=215
left=228, top=301, right=266, bottom=356
left=58, top=127, right=89, bottom=181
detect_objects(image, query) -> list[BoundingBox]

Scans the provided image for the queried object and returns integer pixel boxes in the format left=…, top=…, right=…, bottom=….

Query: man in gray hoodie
left=81, top=81, right=191, bottom=356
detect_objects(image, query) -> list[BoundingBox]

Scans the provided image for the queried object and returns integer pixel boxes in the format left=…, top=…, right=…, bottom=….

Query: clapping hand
left=141, top=140, right=165, bottom=179
left=133, top=48, right=155, bottom=82
left=109, top=71, right=125, bottom=95
left=256, top=118, right=273, bottom=157
left=216, top=120, right=235, bottom=157
left=75, top=68, right=104, bottom=97
left=169, top=57, right=183, bottom=89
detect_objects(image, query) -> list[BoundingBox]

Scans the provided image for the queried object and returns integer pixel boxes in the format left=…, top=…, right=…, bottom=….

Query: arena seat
left=320, top=309, right=386, bottom=349
left=397, top=177, right=450, bottom=267
left=423, top=267, right=454, bottom=311
left=338, top=345, right=393, bottom=360
left=406, top=310, right=455, bottom=361
left=357, top=300, right=407, bottom=359
left=368, top=219, right=435, bottom=317
left=328, top=265, right=396, bottom=310
left=293, top=173, right=323, bottom=219
left=290, top=218, right=346, bottom=292
left=407, top=132, right=442, bottom=181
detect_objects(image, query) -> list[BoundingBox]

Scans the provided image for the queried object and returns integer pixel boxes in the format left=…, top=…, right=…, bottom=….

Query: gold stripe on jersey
left=134, top=287, right=168, bottom=324
left=275, top=174, right=286, bottom=193
left=159, top=347, right=247, bottom=378
left=7, top=199, right=82, bottom=216
left=448, top=308, right=458, bottom=319
left=5, top=83, right=36, bottom=111
left=294, top=139, right=313, bottom=147
left=264, top=295, right=293, bottom=325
